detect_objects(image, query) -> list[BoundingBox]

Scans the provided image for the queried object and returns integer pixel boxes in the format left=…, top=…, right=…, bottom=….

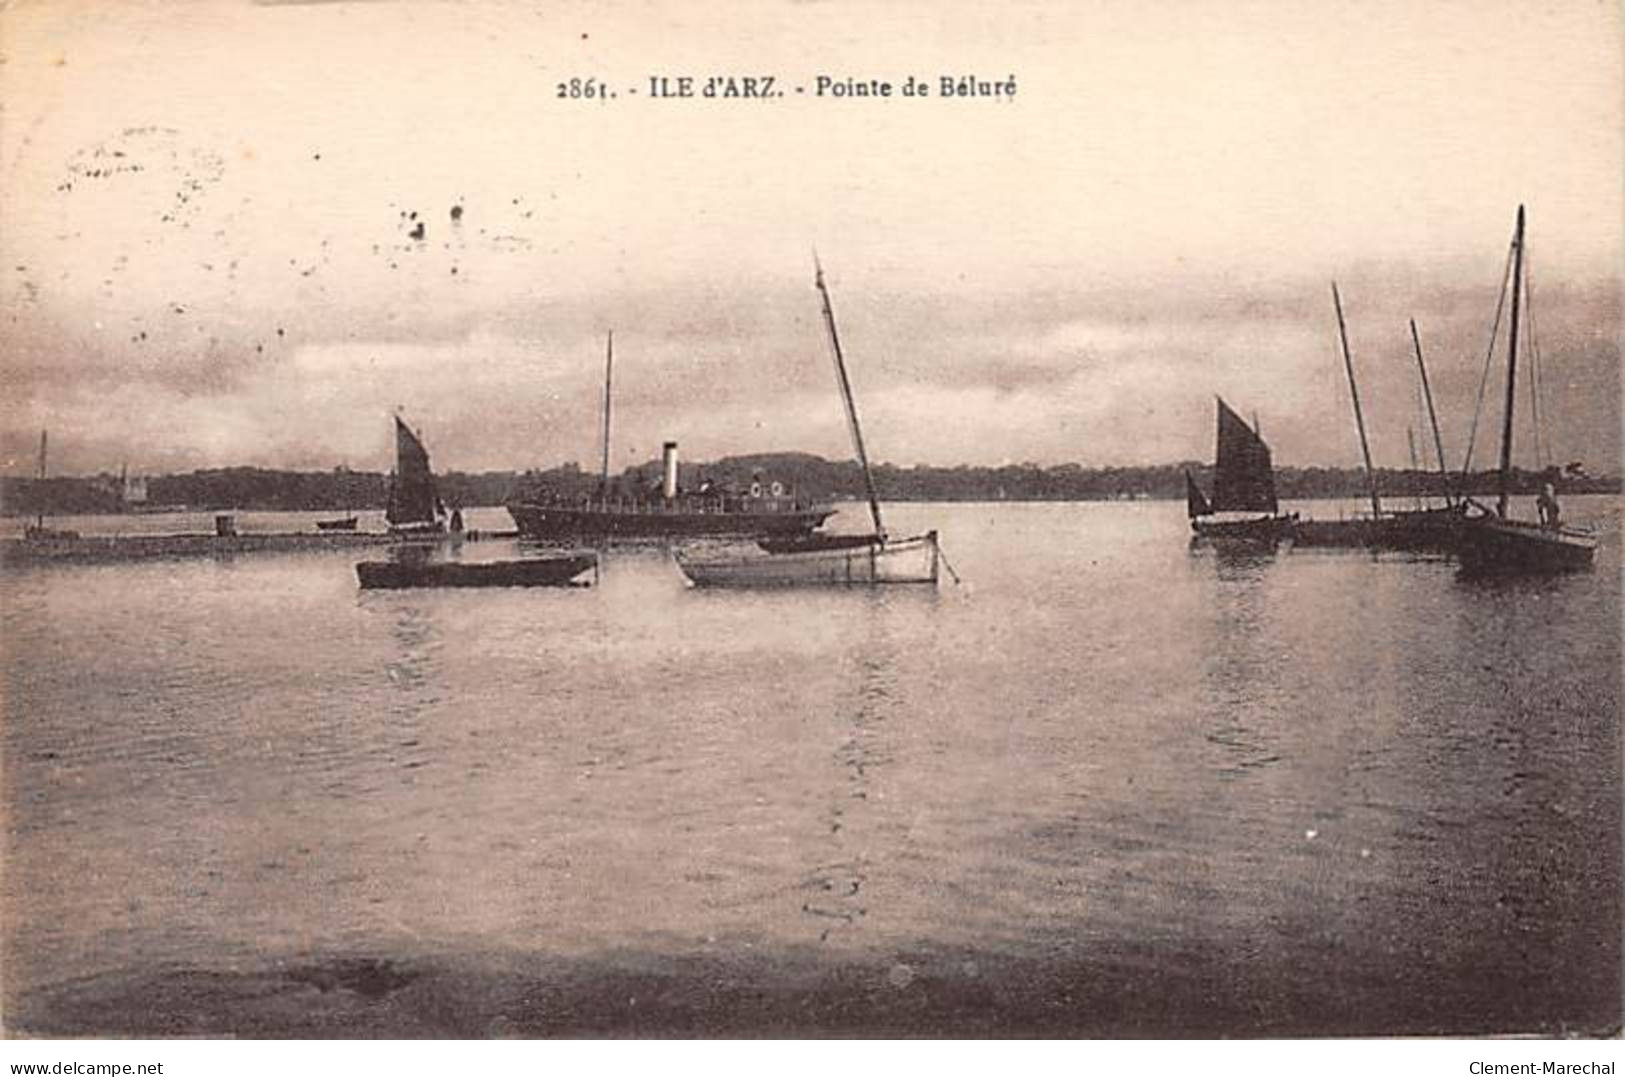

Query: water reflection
left=1188, top=537, right=1284, bottom=579
left=799, top=594, right=903, bottom=943
left=1193, top=547, right=1284, bottom=781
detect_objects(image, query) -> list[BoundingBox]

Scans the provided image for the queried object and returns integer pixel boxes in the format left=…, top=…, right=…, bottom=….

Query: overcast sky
left=2, top=0, right=1619, bottom=478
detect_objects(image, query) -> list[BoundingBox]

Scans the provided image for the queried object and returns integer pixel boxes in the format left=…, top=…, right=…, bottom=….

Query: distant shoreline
left=3, top=453, right=1617, bottom=517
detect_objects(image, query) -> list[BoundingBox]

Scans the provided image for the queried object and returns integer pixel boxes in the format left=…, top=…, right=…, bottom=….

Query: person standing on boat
left=1536, top=469, right=1560, bottom=529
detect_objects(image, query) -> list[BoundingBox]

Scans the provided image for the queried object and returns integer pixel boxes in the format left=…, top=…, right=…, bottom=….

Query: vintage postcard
left=1, top=0, right=1619, bottom=1061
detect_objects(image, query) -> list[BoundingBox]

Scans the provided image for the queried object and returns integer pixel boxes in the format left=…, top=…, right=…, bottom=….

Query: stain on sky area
left=7, top=114, right=560, bottom=446
left=55, top=128, right=225, bottom=229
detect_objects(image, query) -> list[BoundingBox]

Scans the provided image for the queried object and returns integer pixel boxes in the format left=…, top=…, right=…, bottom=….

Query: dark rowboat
left=356, top=554, right=596, bottom=589
left=756, top=532, right=885, bottom=554
left=316, top=515, right=359, bottom=532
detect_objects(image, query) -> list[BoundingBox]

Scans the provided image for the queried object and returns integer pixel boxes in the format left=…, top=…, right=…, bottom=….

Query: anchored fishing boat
left=1187, top=399, right=1296, bottom=546
left=507, top=333, right=832, bottom=541
left=675, top=260, right=944, bottom=588
left=1293, top=289, right=1466, bottom=552
left=1455, top=206, right=1596, bottom=575
left=385, top=415, right=448, bottom=538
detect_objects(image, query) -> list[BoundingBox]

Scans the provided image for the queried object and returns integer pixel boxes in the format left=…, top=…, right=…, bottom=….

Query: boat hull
left=355, top=554, right=596, bottom=589
left=508, top=501, right=833, bottom=541
left=1190, top=514, right=1296, bottom=546
left=1293, top=506, right=1466, bottom=553
left=315, top=517, right=359, bottom=532
left=1455, top=518, right=1596, bottom=575
left=675, top=532, right=940, bottom=588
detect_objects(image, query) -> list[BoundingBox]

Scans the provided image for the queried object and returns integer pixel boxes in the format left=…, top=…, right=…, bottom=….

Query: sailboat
left=674, top=260, right=943, bottom=587
left=1293, top=288, right=1465, bottom=552
left=24, top=430, right=80, bottom=542
left=1373, top=319, right=1469, bottom=551
left=1187, top=398, right=1296, bottom=545
left=385, top=415, right=447, bottom=538
left=1455, top=206, right=1596, bottom=574
left=506, top=332, right=833, bottom=541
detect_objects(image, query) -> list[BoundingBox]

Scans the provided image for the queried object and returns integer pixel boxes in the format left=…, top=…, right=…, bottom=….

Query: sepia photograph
left=0, top=0, right=1620, bottom=1058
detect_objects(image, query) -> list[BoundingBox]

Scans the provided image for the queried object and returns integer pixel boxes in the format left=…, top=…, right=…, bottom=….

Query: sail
left=1185, top=470, right=1213, bottom=518
left=386, top=416, right=441, bottom=526
left=1212, top=398, right=1278, bottom=514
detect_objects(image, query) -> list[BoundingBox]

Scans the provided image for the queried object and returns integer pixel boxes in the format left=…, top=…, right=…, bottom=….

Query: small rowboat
left=673, top=257, right=947, bottom=590
left=676, top=531, right=940, bottom=588
left=355, top=554, right=596, bottom=589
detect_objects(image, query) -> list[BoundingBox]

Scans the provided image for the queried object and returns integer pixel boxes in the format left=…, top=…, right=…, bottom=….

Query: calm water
left=2, top=500, right=1619, bottom=1036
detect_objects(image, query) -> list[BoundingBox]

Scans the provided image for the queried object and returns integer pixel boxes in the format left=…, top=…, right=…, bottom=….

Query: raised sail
left=1185, top=471, right=1212, bottom=518
left=385, top=416, right=443, bottom=529
left=1212, top=397, right=1278, bottom=514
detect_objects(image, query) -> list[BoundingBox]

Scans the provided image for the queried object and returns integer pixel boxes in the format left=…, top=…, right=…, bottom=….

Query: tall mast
left=1332, top=282, right=1382, bottom=518
left=599, top=330, right=614, bottom=497
left=1496, top=206, right=1525, bottom=519
left=1409, top=319, right=1453, bottom=507
left=35, top=429, right=46, bottom=528
left=1407, top=427, right=1421, bottom=510
left=814, top=256, right=885, bottom=539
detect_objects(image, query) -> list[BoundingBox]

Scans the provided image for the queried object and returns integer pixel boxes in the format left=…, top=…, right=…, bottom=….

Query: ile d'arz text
left=555, top=73, right=1019, bottom=102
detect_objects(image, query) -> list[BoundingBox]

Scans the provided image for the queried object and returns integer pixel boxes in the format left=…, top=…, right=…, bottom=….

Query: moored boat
left=678, top=531, right=939, bottom=588
left=674, top=259, right=944, bottom=588
left=508, top=333, right=832, bottom=541
left=1187, top=399, right=1296, bottom=546
left=355, top=553, right=596, bottom=589
left=1292, top=291, right=1467, bottom=553
left=1455, top=515, right=1595, bottom=575
left=508, top=484, right=832, bottom=541
left=386, top=415, right=448, bottom=538
left=1293, top=504, right=1466, bottom=552
left=1454, top=206, right=1595, bottom=575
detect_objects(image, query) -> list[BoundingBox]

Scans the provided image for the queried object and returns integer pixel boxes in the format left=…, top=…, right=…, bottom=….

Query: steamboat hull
left=508, top=502, right=832, bottom=540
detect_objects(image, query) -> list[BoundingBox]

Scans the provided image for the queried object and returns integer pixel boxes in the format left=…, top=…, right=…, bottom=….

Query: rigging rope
left=1459, top=239, right=1515, bottom=480
left=1522, top=239, right=1548, bottom=471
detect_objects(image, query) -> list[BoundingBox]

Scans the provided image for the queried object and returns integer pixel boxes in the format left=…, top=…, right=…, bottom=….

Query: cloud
left=3, top=265, right=1617, bottom=477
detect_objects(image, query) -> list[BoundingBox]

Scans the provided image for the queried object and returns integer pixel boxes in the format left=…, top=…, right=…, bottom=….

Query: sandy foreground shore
left=8, top=936, right=1619, bottom=1039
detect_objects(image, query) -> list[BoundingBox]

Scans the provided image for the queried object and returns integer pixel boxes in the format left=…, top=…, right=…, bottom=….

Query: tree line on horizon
left=1, top=452, right=1617, bottom=516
